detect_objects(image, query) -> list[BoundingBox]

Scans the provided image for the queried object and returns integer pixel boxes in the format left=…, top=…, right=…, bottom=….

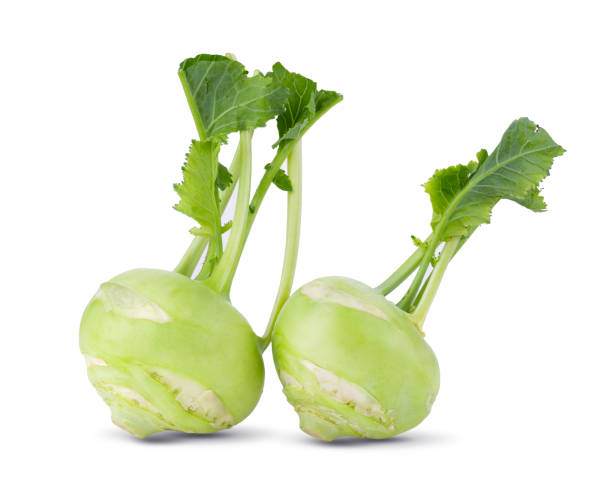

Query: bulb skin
left=272, top=277, right=439, bottom=441
left=79, top=268, right=264, bottom=438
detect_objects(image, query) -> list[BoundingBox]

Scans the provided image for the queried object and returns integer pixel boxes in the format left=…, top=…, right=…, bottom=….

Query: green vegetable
left=80, top=269, right=263, bottom=436
left=79, top=54, right=341, bottom=438
left=272, top=118, right=564, bottom=441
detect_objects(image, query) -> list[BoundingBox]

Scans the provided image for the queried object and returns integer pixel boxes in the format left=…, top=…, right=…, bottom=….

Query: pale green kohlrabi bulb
left=272, top=277, right=439, bottom=441
left=79, top=269, right=264, bottom=438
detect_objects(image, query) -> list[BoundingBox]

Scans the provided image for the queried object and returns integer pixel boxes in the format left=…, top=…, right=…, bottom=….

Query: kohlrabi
left=271, top=118, right=564, bottom=441
left=79, top=54, right=341, bottom=438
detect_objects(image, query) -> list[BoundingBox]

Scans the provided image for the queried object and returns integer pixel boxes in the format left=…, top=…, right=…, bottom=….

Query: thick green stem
left=260, top=141, right=303, bottom=351
left=174, top=237, right=208, bottom=277
left=203, top=130, right=253, bottom=294
left=175, top=67, right=221, bottom=277
left=411, top=237, right=460, bottom=330
left=397, top=228, right=441, bottom=312
left=375, top=234, right=433, bottom=295
left=207, top=151, right=225, bottom=276
left=412, top=272, right=432, bottom=309
left=174, top=143, right=242, bottom=276
left=245, top=100, right=341, bottom=236
left=178, top=70, right=206, bottom=142
left=175, top=96, right=338, bottom=278
left=246, top=144, right=292, bottom=232
left=178, top=145, right=286, bottom=280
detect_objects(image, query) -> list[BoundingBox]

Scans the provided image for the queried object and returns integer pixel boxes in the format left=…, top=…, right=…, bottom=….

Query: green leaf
left=268, top=63, right=342, bottom=149
left=174, top=140, right=221, bottom=238
left=424, top=118, right=565, bottom=241
left=264, top=162, right=292, bottom=191
left=411, top=235, right=439, bottom=266
left=189, top=226, right=212, bottom=237
left=220, top=220, right=233, bottom=234
left=315, top=89, right=343, bottom=114
left=411, top=235, right=427, bottom=249
left=216, top=162, right=233, bottom=191
left=476, top=148, right=488, bottom=165
left=179, top=54, right=289, bottom=141
left=425, top=162, right=476, bottom=232
left=273, top=170, right=293, bottom=191
left=509, top=187, right=547, bottom=211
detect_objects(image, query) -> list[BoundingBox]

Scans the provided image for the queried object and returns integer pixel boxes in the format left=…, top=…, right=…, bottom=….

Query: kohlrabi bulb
left=272, top=276, right=439, bottom=441
left=79, top=268, right=264, bottom=438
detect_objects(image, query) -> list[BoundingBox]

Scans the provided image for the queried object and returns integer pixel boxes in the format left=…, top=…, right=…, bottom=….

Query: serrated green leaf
left=268, top=63, right=342, bottom=149
left=179, top=54, right=289, bottom=141
left=315, top=89, right=343, bottom=113
left=174, top=140, right=221, bottom=238
left=216, top=162, right=233, bottom=190
left=193, top=220, right=231, bottom=236
left=476, top=148, right=488, bottom=165
left=424, top=118, right=564, bottom=241
left=189, top=226, right=212, bottom=237
left=220, top=220, right=233, bottom=234
left=411, top=235, right=426, bottom=248
left=509, top=186, right=548, bottom=211
left=191, top=221, right=233, bottom=236
left=425, top=162, right=475, bottom=232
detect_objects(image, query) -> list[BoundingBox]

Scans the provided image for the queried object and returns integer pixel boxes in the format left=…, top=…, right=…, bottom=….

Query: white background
left=1, top=1, right=610, bottom=500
